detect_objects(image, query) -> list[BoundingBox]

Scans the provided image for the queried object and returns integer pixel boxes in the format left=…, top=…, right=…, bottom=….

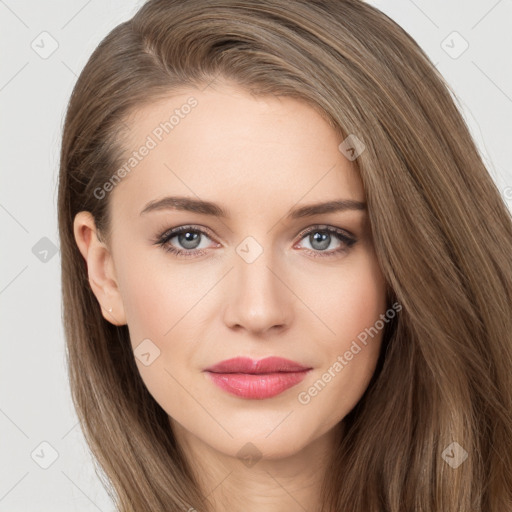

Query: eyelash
left=153, top=225, right=357, bottom=258
left=152, top=224, right=357, bottom=259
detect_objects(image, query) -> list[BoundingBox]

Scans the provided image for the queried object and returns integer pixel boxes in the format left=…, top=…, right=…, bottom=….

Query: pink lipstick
left=203, top=356, right=312, bottom=399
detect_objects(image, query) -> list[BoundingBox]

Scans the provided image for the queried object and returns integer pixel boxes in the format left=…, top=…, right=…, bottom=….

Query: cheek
left=114, top=252, right=213, bottom=402
left=115, top=257, right=201, bottom=414
left=310, top=248, right=388, bottom=344
left=117, top=249, right=212, bottom=343
left=297, top=249, right=387, bottom=417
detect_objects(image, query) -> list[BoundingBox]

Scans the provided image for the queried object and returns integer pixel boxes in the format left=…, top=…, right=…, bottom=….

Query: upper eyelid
left=160, top=224, right=217, bottom=242
left=296, top=224, right=354, bottom=239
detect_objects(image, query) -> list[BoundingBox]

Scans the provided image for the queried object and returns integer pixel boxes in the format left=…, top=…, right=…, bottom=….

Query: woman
left=57, top=0, right=512, bottom=510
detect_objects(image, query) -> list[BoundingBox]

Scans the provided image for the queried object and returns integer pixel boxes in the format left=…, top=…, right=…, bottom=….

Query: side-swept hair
left=58, top=1, right=512, bottom=510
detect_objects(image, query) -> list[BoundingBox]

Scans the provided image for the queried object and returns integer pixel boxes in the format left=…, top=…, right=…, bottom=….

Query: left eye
left=293, top=225, right=356, bottom=257
left=296, top=229, right=349, bottom=252
left=154, top=225, right=356, bottom=258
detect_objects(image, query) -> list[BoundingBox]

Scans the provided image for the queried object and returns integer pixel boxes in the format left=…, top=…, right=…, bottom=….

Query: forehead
left=110, top=82, right=364, bottom=220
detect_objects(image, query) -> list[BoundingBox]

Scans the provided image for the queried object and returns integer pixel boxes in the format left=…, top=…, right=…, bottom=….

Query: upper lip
left=204, top=356, right=311, bottom=374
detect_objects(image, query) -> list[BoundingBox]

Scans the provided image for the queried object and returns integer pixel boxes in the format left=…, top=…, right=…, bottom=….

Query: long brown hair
left=57, top=1, right=512, bottom=510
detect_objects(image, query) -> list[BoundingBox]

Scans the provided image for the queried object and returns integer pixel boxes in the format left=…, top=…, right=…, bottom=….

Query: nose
left=222, top=244, right=293, bottom=336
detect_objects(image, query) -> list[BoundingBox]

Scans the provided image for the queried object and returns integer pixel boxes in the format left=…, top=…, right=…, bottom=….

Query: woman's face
left=76, top=81, right=388, bottom=460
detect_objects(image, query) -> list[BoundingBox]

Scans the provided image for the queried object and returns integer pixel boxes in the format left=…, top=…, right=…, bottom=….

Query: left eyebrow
left=287, top=199, right=367, bottom=219
left=139, top=195, right=367, bottom=218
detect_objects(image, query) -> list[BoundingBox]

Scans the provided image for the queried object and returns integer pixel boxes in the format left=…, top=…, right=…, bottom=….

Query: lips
left=203, top=357, right=312, bottom=399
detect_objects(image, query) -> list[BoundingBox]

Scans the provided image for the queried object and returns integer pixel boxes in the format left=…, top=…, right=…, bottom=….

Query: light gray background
left=1, top=1, right=511, bottom=510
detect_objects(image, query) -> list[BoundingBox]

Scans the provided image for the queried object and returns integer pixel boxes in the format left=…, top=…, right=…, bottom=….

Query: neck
left=171, top=420, right=345, bottom=512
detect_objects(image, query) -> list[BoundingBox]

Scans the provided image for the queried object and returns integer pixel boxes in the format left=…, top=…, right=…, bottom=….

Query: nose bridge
left=223, top=235, right=292, bottom=333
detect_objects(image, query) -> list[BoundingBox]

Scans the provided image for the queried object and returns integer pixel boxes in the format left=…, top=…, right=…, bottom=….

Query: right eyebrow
left=140, top=196, right=227, bottom=217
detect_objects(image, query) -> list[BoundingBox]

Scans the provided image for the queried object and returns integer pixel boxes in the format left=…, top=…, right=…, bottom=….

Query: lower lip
left=205, top=370, right=310, bottom=399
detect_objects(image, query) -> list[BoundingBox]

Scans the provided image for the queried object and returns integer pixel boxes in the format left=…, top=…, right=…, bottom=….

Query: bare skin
left=74, top=80, right=388, bottom=512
